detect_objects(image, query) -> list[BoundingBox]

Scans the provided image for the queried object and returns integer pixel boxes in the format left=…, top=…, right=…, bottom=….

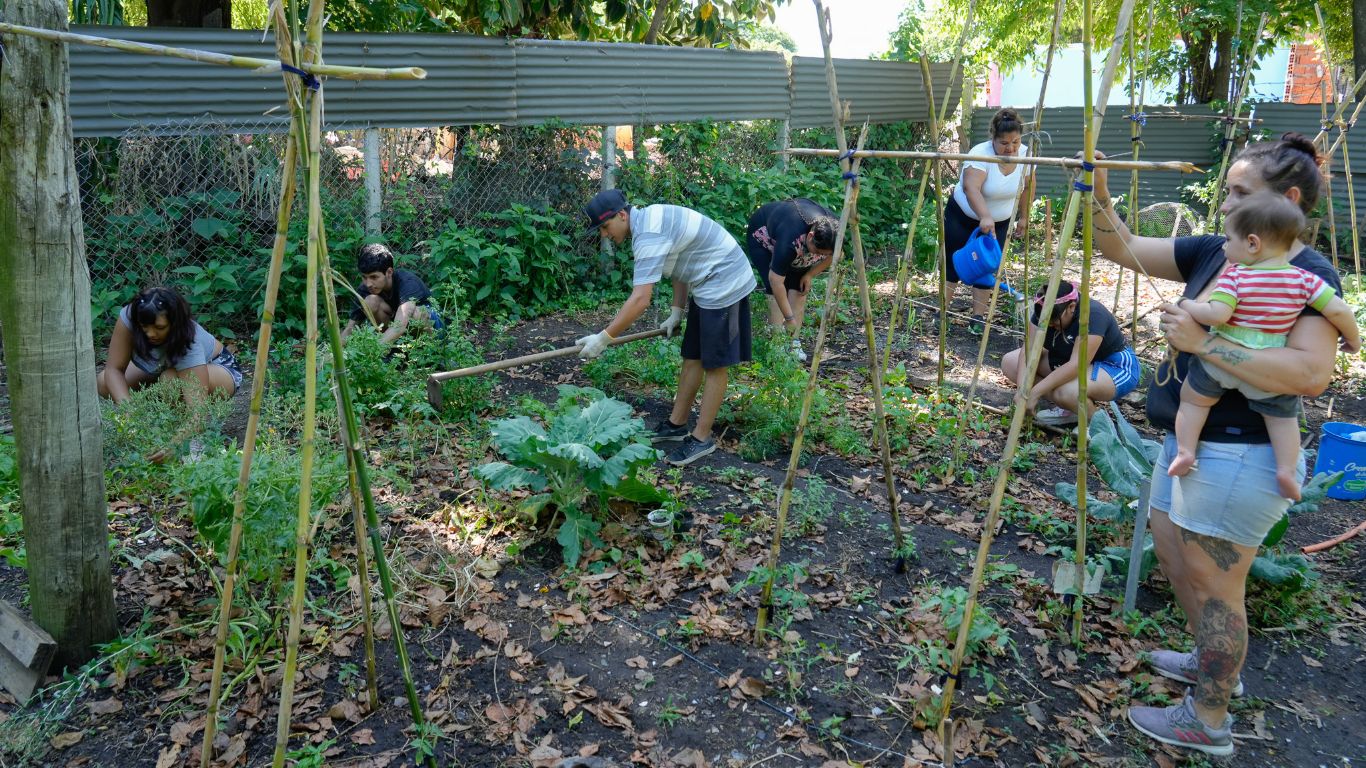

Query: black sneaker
left=665, top=435, right=716, bottom=466
left=651, top=419, right=689, bottom=443
left=967, top=314, right=986, bottom=335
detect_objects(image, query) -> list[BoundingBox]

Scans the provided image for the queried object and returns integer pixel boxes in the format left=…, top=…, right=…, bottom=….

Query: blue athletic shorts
left=1091, top=347, right=1141, bottom=398
left=1150, top=433, right=1301, bottom=547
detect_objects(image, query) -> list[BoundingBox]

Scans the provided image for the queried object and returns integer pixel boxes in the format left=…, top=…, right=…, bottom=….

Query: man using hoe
left=578, top=189, right=756, bottom=467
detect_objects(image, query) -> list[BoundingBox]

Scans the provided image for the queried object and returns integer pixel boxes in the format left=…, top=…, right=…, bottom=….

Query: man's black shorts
left=681, top=295, right=752, bottom=370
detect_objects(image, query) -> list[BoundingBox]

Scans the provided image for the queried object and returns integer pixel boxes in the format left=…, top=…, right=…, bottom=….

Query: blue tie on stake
left=952, top=229, right=1023, bottom=299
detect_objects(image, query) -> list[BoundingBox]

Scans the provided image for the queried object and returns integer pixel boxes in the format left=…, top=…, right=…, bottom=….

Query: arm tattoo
left=1195, top=597, right=1247, bottom=711
left=1203, top=340, right=1251, bottom=367
left=1180, top=528, right=1242, bottom=571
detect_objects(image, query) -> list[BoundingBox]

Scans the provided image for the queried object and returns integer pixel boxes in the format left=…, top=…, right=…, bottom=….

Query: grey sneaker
left=665, top=435, right=716, bottom=467
left=1034, top=407, right=1079, bottom=427
left=790, top=338, right=808, bottom=363
left=1127, top=691, right=1233, bottom=756
left=1148, top=649, right=1244, bottom=697
left=651, top=419, right=689, bottom=443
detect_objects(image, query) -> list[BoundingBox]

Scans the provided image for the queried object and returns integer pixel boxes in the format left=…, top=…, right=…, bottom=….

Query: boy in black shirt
left=342, top=243, right=442, bottom=346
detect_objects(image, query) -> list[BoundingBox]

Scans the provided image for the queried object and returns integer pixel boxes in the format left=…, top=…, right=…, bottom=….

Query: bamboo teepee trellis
left=0, top=11, right=437, bottom=768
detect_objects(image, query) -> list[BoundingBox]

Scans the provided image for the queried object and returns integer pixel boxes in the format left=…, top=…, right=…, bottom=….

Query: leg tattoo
left=1195, top=598, right=1247, bottom=711
left=1180, top=529, right=1242, bottom=571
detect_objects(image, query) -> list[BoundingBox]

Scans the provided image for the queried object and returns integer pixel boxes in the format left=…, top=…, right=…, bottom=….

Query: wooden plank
left=0, top=600, right=55, bottom=671
left=0, top=644, right=45, bottom=702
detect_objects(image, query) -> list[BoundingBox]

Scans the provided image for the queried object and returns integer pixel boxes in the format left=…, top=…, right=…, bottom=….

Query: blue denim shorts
left=1150, top=433, right=1302, bottom=547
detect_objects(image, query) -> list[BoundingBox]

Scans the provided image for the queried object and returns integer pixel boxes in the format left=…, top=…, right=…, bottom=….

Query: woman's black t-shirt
left=747, top=198, right=835, bottom=275
left=1146, top=236, right=1342, bottom=443
left=1039, top=298, right=1128, bottom=369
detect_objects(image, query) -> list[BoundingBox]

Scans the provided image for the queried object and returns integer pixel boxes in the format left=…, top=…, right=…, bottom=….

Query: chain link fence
left=0, top=118, right=931, bottom=428
left=74, top=118, right=798, bottom=343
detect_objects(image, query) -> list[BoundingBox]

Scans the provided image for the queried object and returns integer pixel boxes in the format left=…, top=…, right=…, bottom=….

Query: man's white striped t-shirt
left=629, top=204, right=756, bottom=309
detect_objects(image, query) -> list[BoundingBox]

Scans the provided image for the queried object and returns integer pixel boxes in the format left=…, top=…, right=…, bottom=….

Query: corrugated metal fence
left=970, top=104, right=1366, bottom=221
left=67, top=26, right=961, bottom=136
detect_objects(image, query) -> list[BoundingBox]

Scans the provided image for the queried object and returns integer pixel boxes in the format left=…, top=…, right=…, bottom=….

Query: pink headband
left=1034, top=285, right=1079, bottom=307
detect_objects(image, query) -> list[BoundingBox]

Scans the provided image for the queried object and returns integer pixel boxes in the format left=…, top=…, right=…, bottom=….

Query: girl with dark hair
left=745, top=198, right=838, bottom=361
left=1086, top=133, right=1345, bottom=756
left=98, top=286, right=242, bottom=408
left=999, top=280, right=1141, bottom=426
left=943, top=107, right=1032, bottom=334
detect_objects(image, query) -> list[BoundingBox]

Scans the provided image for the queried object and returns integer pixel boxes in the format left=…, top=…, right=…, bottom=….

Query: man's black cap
left=582, top=189, right=628, bottom=234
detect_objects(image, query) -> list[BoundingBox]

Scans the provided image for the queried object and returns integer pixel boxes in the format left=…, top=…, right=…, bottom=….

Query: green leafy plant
left=0, top=436, right=23, bottom=568
left=171, top=444, right=347, bottom=587
left=475, top=386, right=664, bottom=566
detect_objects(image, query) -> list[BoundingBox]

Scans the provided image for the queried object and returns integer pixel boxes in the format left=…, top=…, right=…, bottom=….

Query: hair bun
left=1280, top=132, right=1321, bottom=166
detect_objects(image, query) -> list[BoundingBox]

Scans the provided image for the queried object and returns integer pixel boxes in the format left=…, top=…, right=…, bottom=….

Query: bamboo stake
left=847, top=176, right=909, bottom=565
left=0, top=21, right=425, bottom=80
left=331, top=379, right=379, bottom=710
left=759, top=4, right=880, bottom=640
left=755, top=125, right=869, bottom=641
left=883, top=0, right=977, bottom=372
left=1339, top=127, right=1361, bottom=285
left=944, top=0, right=1061, bottom=476
left=782, top=148, right=1198, bottom=174
left=1314, top=68, right=1366, bottom=148
left=272, top=0, right=327, bottom=761
left=938, top=0, right=1138, bottom=726
left=1204, top=10, right=1269, bottom=227
left=1127, top=112, right=1259, bottom=123
left=1319, top=81, right=1340, bottom=271
left=317, top=230, right=431, bottom=764
left=200, top=20, right=306, bottom=767
left=1071, top=0, right=1097, bottom=647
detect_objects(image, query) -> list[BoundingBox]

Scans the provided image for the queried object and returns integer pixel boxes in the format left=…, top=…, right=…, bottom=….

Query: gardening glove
left=659, top=306, right=684, bottom=338
left=577, top=329, right=614, bottom=359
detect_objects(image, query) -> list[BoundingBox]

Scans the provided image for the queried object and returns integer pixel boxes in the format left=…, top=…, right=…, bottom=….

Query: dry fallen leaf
left=1302, top=654, right=1324, bottom=669
left=87, top=698, right=124, bottom=715
left=154, top=744, right=181, bottom=768
left=352, top=728, right=377, bottom=746
left=50, top=731, right=84, bottom=749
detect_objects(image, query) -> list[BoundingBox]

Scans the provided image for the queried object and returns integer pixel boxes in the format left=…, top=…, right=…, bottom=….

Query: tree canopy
left=321, top=0, right=791, bottom=46
left=885, top=0, right=1355, bottom=105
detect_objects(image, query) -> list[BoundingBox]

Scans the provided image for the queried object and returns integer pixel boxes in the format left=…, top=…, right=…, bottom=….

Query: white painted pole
left=363, top=127, right=382, bottom=236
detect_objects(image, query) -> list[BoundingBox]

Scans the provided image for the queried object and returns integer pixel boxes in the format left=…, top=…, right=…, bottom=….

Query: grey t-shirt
left=629, top=204, right=756, bottom=309
left=119, top=304, right=220, bottom=375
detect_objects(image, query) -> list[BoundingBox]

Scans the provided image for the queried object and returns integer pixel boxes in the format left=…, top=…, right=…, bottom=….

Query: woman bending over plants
left=97, top=286, right=243, bottom=460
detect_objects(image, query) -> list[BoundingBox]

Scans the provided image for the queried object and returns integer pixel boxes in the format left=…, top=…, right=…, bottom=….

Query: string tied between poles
left=280, top=62, right=321, bottom=91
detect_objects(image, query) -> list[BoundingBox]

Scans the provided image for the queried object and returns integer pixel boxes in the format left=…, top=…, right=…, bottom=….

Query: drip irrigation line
left=607, top=611, right=940, bottom=768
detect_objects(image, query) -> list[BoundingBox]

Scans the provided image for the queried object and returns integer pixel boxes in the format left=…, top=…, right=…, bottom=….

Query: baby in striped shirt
left=1170, top=192, right=1361, bottom=500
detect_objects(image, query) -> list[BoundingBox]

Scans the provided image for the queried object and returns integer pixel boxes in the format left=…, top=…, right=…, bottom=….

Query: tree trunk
left=643, top=0, right=670, bottom=44
left=146, top=0, right=232, bottom=27
left=0, top=0, right=117, bottom=667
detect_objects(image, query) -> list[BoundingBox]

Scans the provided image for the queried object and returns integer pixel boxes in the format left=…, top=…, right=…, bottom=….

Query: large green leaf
left=1261, top=514, right=1290, bottom=548
left=600, top=442, right=660, bottom=488
left=517, top=493, right=554, bottom=522
left=556, top=509, right=603, bottom=568
left=490, top=416, right=547, bottom=462
left=1054, top=482, right=1127, bottom=521
left=475, top=461, right=548, bottom=492
left=1249, top=552, right=1316, bottom=590
left=1085, top=411, right=1146, bottom=499
left=1102, top=538, right=1156, bottom=582
left=1108, top=402, right=1160, bottom=465
left=1287, top=471, right=1345, bottom=515
left=611, top=475, right=670, bottom=504
left=577, top=397, right=641, bottom=449
left=548, top=442, right=606, bottom=470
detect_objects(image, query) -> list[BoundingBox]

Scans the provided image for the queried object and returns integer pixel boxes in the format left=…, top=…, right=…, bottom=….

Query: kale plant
left=476, top=386, right=664, bottom=566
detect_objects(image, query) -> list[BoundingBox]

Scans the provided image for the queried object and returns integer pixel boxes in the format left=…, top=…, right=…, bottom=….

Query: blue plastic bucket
left=1311, top=421, right=1366, bottom=500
